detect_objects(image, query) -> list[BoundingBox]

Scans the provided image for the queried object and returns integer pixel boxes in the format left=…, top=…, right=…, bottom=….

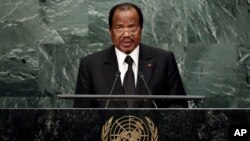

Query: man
left=74, top=3, right=187, bottom=108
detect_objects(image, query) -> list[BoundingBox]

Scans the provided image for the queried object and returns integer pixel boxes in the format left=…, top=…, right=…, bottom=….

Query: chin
left=121, top=47, right=135, bottom=54
left=123, top=49, right=133, bottom=54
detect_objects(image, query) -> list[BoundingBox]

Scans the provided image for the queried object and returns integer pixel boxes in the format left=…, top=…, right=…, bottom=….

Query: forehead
left=112, top=8, right=139, bottom=23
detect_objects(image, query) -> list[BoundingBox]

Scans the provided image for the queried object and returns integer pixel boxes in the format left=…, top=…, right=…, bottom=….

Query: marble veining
left=0, top=0, right=249, bottom=108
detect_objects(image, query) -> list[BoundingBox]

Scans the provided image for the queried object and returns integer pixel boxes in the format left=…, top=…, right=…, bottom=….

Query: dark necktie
left=123, top=56, right=135, bottom=107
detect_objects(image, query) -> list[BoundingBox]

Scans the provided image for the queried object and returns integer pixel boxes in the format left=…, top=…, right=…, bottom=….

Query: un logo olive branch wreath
left=145, top=117, right=158, bottom=141
left=102, top=117, right=114, bottom=141
left=101, top=116, right=158, bottom=141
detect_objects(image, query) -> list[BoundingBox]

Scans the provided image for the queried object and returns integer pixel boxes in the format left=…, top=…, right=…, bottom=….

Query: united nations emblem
left=102, top=115, right=158, bottom=141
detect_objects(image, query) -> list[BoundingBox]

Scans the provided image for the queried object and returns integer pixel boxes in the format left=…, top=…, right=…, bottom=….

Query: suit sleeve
left=75, top=57, right=92, bottom=94
left=167, top=52, right=186, bottom=95
left=73, top=57, right=96, bottom=108
left=166, top=52, right=188, bottom=107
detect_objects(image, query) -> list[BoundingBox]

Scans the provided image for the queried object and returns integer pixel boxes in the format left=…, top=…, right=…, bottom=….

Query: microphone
left=105, top=71, right=121, bottom=108
left=139, top=72, right=158, bottom=108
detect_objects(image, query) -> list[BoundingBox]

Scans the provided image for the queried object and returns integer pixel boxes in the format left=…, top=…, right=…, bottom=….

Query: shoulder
left=80, top=46, right=112, bottom=62
left=78, top=47, right=113, bottom=71
left=140, top=44, right=174, bottom=59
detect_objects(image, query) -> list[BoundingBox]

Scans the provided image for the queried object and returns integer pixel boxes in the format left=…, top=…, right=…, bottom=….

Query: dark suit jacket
left=74, top=44, right=187, bottom=108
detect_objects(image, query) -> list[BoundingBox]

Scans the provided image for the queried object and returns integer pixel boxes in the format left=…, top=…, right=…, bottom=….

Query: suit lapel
left=133, top=44, right=155, bottom=107
left=102, top=47, right=126, bottom=107
left=136, top=44, right=154, bottom=95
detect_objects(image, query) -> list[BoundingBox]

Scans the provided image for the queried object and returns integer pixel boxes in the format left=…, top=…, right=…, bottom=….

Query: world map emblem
left=102, top=115, right=158, bottom=141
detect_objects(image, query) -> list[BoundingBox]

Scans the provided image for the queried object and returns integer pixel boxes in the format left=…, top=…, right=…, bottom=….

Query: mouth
left=120, top=40, right=133, bottom=47
left=121, top=42, right=132, bottom=47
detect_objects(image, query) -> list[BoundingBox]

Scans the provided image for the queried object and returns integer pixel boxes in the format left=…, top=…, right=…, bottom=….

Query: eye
left=130, top=27, right=139, bottom=32
left=114, top=25, right=123, bottom=29
left=113, top=26, right=124, bottom=33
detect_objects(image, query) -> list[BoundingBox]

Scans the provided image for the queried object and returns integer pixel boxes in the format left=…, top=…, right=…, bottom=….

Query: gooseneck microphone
left=105, top=71, right=121, bottom=108
left=139, top=72, right=158, bottom=109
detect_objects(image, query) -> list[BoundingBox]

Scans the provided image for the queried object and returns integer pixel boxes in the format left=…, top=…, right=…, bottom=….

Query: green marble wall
left=0, top=0, right=249, bottom=108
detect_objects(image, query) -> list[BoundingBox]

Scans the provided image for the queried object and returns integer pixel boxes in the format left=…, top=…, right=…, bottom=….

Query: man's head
left=109, top=3, right=143, bottom=54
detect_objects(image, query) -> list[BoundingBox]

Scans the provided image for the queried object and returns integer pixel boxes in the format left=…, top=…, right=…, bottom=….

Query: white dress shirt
left=115, top=45, right=139, bottom=86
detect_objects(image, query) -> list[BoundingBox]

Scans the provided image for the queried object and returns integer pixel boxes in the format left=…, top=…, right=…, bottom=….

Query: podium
left=1, top=109, right=250, bottom=140
left=57, top=94, right=206, bottom=108
left=1, top=95, right=250, bottom=141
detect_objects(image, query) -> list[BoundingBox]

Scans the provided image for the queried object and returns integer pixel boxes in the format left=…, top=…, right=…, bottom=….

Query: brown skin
left=109, top=8, right=142, bottom=54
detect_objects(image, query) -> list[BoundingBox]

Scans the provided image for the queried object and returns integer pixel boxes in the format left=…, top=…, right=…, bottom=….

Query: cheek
left=134, top=35, right=141, bottom=43
left=111, top=34, right=117, bottom=41
left=113, top=35, right=121, bottom=43
left=134, top=31, right=142, bottom=42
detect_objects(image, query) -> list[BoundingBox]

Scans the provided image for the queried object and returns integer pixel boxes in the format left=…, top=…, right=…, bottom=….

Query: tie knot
left=125, top=56, right=133, bottom=66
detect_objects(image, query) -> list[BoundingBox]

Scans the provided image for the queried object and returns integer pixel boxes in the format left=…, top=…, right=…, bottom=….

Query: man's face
left=109, top=8, right=142, bottom=54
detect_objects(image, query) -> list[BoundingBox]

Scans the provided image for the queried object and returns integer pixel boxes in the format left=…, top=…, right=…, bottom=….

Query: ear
left=108, top=28, right=112, bottom=36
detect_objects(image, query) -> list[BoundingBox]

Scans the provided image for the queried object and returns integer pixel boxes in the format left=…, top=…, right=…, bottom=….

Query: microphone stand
left=139, top=72, right=158, bottom=109
left=105, top=71, right=120, bottom=108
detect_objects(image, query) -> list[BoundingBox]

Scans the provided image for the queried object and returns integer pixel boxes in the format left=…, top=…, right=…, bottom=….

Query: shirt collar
left=115, top=45, right=139, bottom=66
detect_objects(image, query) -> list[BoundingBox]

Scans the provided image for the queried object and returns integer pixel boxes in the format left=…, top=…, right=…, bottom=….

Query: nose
left=122, top=28, right=133, bottom=37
